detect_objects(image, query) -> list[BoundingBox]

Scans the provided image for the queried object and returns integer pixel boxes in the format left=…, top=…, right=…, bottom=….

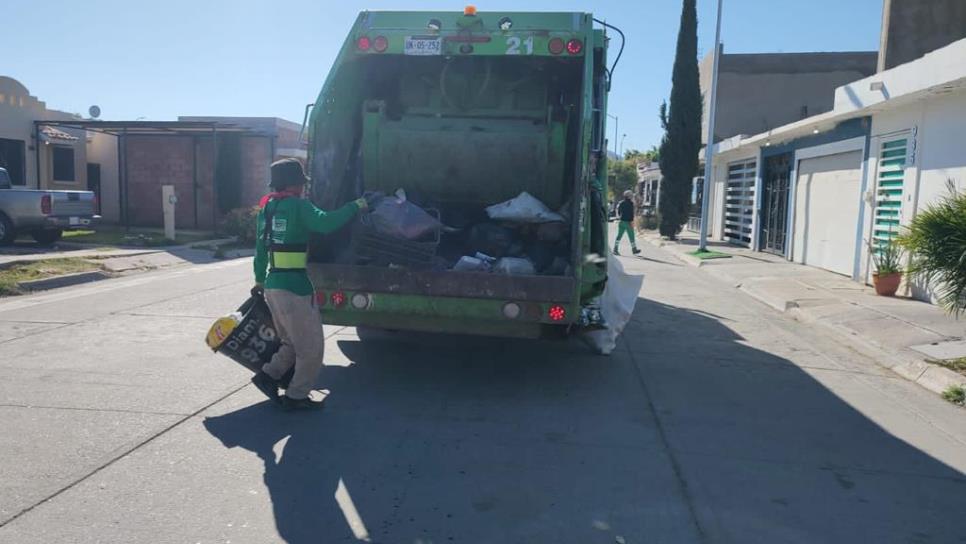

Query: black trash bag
left=368, top=194, right=441, bottom=241
left=466, top=223, right=517, bottom=258
left=526, top=241, right=556, bottom=272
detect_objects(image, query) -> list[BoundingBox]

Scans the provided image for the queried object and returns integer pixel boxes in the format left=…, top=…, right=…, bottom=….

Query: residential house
left=636, top=162, right=661, bottom=211
left=704, top=36, right=966, bottom=302
left=694, top=51, right=878, bottom=237
left=0, top=76, right=91, bottom=192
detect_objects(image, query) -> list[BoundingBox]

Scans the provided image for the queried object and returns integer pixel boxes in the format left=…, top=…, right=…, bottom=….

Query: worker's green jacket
left=254, top=197, right=361, bottom=296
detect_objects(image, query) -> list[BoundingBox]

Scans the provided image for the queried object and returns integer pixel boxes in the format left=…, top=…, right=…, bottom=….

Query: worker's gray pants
left=261, top=289, right=325, bottom=400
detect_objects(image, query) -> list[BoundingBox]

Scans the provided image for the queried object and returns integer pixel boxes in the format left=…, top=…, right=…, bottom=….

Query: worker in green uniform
left=251, top=158, right=367, bottom=410
left=614, top=190, right=641, bottom=256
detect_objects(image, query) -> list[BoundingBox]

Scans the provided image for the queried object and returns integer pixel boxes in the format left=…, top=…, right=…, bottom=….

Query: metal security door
left=759, top=153, right=791, bottom=255
left=723, top=159, right=756, bottom=246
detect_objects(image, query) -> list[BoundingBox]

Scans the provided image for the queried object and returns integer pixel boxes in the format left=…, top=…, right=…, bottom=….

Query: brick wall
left=194, top=137, right=216, bottom=229
left=240, top=136, right=271, bottom=208
left=122, top=133, right=271, bottom=229
left=125, top=136, right=195, bottom=228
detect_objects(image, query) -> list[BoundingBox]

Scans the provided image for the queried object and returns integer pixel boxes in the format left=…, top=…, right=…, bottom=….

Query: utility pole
left=698, top=0, right=723, bottom=251
left=607, top=114, right=619, bottom=158
left=620, top=133, right=627, bottom=158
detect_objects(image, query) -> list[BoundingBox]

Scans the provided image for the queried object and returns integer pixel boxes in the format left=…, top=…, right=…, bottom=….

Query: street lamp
left=620, top=133, right=627, bottom=158
left=607, top=114, right=618, bottom=158
left=698, top=0, right=723, bottom=251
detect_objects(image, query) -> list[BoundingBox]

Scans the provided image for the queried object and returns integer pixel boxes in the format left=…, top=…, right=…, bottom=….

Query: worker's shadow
left=203, top=301, right=966, bottom=544
left=204, top=373, right=386, bottom=544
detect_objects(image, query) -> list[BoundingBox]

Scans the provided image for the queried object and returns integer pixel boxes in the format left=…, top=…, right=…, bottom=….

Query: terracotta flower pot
left=873, top=272, right=902, bottom=296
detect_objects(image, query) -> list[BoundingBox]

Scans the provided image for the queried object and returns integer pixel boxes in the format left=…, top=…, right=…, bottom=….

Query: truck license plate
left=404, top=37, right=441, bottom=56
left=69, top=217, right=80, bottom=226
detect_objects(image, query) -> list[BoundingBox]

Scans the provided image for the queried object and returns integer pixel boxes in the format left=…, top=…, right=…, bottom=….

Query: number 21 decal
left=506, top=36, right=534, bottom=55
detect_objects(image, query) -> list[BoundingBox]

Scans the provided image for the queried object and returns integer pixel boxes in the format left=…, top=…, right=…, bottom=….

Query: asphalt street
left=0, top=243, right=964, bottom=544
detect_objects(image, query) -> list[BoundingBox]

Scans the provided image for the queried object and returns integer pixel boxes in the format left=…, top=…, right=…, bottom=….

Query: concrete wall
left=879, top=0, right=966, bottom=71
left=701, top=53, right=877, bottom=144
left=86, top=132, right=120, bottom=222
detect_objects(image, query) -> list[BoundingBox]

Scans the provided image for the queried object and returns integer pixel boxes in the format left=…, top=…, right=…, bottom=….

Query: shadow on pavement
left=203, top=297, right=966, bottom=544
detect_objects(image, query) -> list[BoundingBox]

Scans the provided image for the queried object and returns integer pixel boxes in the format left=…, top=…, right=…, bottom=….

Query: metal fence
left=686, top=215, right=701, bottom=232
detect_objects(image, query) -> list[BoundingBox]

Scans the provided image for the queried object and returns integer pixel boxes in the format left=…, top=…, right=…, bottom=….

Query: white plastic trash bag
left=583, top=254, right=644, bottom=355
left=486, top=191, right=565, bottom=223
left=493, top=257, right=536, bottom=275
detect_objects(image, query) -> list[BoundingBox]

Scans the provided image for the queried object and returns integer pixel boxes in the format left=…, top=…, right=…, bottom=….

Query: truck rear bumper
left=309, top=264, right=581, bottom=339
left=323, top=312, right=554, bottom=339
left=43, top=215, right=100, bottom=230
left=308, top=264, right=576, bottom=302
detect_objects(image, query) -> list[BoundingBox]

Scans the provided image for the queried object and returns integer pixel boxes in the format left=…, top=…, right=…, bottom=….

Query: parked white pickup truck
left=0, top=167, right=100, bottom=245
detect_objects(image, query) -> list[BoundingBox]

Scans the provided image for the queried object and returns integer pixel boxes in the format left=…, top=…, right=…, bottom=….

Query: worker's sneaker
left=251, top=372, right=282, bottom=403
left=612, top=248, right=620, bottom=256
left=632, top=247, right=642, bottom=255
left=281, top=395, right=325, bottom=411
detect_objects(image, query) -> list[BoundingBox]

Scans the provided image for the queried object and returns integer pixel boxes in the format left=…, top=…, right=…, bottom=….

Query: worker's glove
left=354, top=197, right=369, bottom=211
left=251, top=284, right=264, bottom=298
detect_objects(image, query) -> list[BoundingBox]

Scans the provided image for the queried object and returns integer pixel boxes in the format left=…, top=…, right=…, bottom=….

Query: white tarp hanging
left=582, top=254, right=644, bottom=355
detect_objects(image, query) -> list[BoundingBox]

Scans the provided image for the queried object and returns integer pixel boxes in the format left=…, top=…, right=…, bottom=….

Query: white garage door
left=792, top=150, right=863, bottom=276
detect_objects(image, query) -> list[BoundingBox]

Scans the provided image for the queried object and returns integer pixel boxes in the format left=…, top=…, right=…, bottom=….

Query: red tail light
left=331, top=291, right=347, bottom=307
left=357, top=36, right=371, bottom=51
left=548, top=38, right=565, bottom=55
left=566, top=39, right=583, bottom=55
left=315, top=291, right=327, bottom=307
left=372, top=36, right=388, bottom=53
left=548, top=305, right=566, bottom=322
left=41, top=194, right=51, bottom=215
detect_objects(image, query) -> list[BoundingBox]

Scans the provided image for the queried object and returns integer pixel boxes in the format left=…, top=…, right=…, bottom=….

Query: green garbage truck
left=305, top=8, right=622, bottom=339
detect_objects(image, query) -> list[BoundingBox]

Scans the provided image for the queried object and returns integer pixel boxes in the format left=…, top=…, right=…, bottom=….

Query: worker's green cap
left=269, top=158, right=309, bottom=189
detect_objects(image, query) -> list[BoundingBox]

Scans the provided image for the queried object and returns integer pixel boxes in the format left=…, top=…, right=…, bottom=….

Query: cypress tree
left=658, top=0, right=702, bottom=239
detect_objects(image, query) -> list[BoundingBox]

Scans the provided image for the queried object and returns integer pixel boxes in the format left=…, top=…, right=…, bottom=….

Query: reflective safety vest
left=263, top=197, right=308, bottom=273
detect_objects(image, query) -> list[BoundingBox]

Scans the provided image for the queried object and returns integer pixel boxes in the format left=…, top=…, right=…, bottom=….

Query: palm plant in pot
left=870, top=237, right=904, bottom=296
left=899, top=185, right=966, bottom=315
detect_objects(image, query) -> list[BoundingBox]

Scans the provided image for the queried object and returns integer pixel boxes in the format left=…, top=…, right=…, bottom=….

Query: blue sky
left=3, top=0, right=883, bottom=152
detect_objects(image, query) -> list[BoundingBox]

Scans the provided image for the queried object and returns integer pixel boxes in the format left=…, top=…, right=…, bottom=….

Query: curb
left=789, top=305, right=966, bottom=397
left=643, top=235, right=966, bottom=400
left=640, top=235, right=705, bottom=267
left=738, top=283, right=800, bottom=312
left=17, top=270, right=112, bottom=291
left=0, top=249, right=162, bottom=269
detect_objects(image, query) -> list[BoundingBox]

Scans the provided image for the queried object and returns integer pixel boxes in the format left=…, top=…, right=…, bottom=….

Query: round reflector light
left=502, top=302, right=521, bottom=319
left=548, top=305, right=567, bottom=322
left=356, top=36, right=371, bottom=51
left=566, top=39, right=583, bottom=55
left=351, top=293, right=370, bottom=309
left=331, top=291, right=347, bottom=307
left=548, top=37, right=565, bottom=55
left=373, top=36, right=388, bottom=53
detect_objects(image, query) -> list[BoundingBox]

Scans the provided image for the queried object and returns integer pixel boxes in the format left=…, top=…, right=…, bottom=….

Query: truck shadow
left=203, top=297, right=966, bottom=544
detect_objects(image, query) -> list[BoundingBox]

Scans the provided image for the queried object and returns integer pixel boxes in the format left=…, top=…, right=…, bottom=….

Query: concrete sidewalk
left=641, top=230, right=966, bottom=399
